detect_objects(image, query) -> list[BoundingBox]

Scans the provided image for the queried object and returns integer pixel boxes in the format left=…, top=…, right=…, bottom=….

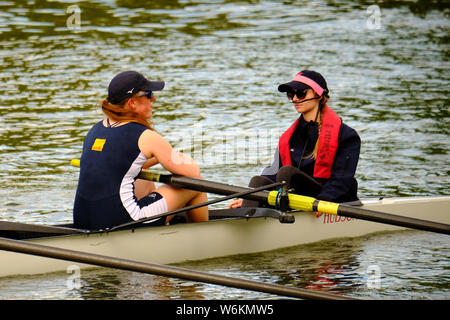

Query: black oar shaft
left=0, top=237, right=352, bottom=300
left=141, top=172, right=271, bottom=202
left=337, top=204, right=450, bottom=235
left=141, top=171, right=450, bottom=235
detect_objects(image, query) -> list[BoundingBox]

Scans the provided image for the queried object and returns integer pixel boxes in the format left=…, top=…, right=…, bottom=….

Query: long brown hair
left=101, top=97, right=154, bottom=130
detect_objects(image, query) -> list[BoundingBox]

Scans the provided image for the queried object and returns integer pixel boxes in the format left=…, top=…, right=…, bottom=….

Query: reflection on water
left=0, top=230, right=448, bottom=300
left=0, top=0, right=448, bottom=299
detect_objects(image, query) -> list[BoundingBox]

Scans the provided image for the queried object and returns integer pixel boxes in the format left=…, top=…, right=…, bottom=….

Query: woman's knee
left=155, top=186, right=192, bottom=209
left=276, top=166, right=322, bottom=195
left=248, top=175, right=274, bottom=188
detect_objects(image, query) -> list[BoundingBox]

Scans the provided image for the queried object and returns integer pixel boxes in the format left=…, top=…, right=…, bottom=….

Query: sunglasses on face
left=286, top=89, right=308, bottom=101
left=136, top=91, right=153, bottom=99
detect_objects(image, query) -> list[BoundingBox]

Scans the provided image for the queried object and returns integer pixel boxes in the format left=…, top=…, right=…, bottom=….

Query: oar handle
left=71, top=159, right=81, bottom=167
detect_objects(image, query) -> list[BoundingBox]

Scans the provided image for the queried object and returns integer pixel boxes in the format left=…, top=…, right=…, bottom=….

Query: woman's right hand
left=228, top=199, right=243, bottom=208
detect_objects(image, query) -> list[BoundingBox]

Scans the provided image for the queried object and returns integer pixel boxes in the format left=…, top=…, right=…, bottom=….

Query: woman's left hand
left=228, top=199, right=243, bottom=208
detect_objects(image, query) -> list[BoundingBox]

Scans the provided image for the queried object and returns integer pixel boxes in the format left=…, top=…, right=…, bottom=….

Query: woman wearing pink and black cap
left=230, top=70, right=361, bottom=209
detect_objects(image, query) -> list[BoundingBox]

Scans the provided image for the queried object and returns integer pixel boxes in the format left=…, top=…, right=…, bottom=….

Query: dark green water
left=0, top=0, right=448, bottom=299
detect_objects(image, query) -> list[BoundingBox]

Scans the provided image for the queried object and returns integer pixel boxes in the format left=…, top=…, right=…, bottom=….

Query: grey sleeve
left=261, top=149, right=280, bottom=177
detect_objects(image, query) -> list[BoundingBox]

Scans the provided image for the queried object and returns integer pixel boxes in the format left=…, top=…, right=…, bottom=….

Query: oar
left=0, top=237, right=353, bottom=300
left=0, top=220, right=86, bottom=235
left=70, top=159, right=450, bottom=235
left=146, top=171, right=450, bottom=235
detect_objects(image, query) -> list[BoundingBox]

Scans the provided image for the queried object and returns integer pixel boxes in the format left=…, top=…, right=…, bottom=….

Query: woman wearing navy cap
left=73, top=71, right=208, bottom=230
left=230, top=70, right=361, bottom=212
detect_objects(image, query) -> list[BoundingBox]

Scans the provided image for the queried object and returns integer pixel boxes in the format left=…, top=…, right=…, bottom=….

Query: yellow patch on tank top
left=92, top=138, right=106, bottom=151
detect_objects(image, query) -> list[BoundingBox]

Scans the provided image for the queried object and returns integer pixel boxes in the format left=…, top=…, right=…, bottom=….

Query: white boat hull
left=1, top=196, right=449, bottom=278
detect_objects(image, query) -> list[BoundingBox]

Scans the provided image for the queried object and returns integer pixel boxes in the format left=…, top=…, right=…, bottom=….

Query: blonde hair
left=101, top=97, right=154, bottom=131
left=305, top=94, right=329, bottom=160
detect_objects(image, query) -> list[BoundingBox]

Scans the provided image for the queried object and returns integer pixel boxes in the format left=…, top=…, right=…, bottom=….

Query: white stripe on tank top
left=119, top=152, right=168, bottom=221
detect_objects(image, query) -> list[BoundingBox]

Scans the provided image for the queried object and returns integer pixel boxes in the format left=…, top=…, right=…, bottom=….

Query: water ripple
left=0, top=0, right=448, bottom=299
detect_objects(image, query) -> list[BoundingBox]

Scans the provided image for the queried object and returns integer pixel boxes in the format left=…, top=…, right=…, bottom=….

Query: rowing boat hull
left=1, top=196, right=449, bottom=278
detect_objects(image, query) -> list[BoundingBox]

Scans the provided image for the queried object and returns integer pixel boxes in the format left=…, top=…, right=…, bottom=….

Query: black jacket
left=261, top=116, right=361, bottom=203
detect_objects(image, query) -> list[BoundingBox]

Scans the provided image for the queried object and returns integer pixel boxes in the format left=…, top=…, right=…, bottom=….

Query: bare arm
left=138, top=129, right=201, bottom=178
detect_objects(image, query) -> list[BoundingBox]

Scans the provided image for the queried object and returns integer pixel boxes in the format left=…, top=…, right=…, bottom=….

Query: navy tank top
left=73, top=121, right=167, bottom=230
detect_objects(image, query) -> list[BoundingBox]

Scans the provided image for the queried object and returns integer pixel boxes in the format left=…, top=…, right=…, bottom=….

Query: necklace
left=106, top=118, right=121, bottom=128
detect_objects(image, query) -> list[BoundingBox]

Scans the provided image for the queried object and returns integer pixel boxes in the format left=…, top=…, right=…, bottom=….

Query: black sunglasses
left=286, top=89, right=307, bottom=101
left=136, top=91, right=153, bottom=99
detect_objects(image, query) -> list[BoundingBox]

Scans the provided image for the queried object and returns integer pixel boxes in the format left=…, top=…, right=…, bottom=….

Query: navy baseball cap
left=278, top=70, right=328, bottom=96
left=107, top=71, right=165, bottom=104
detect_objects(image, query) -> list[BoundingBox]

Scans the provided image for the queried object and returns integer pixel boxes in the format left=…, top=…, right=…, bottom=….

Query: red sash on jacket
left=278, top=105, right=341, bottom=179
